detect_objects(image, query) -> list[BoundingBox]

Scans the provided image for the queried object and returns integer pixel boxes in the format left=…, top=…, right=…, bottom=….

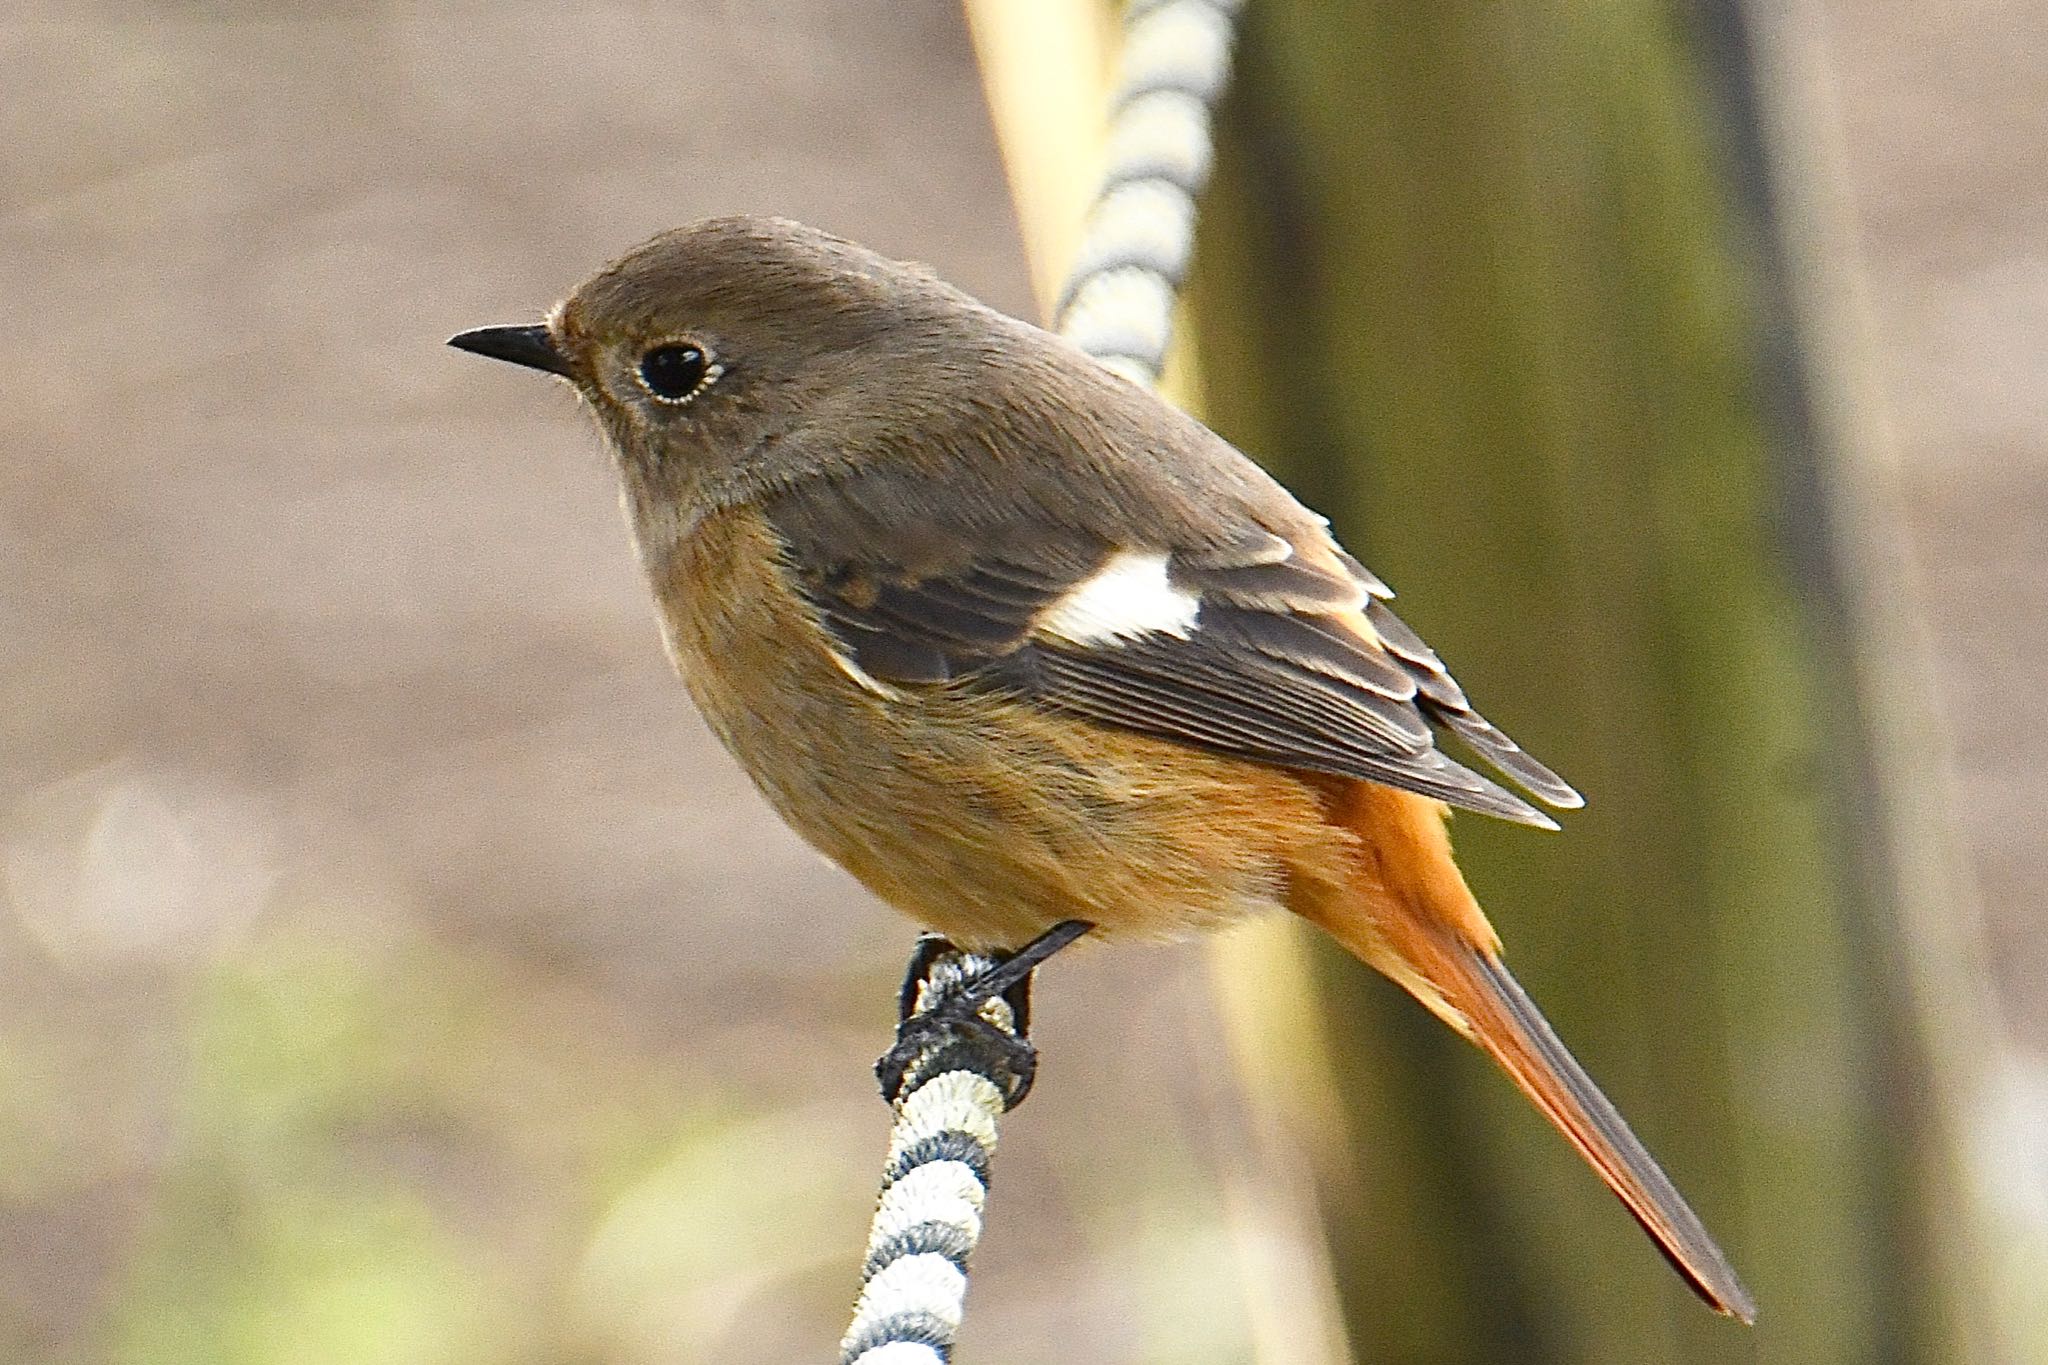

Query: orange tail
left=1293, top=781, right=1756, bottom=1324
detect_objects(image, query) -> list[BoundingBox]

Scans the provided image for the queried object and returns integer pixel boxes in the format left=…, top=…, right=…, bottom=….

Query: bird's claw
left=874, top=920, right=1093, bottom=1111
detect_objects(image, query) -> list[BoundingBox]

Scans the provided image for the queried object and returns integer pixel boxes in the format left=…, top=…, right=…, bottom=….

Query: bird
left=449, top=214, right=1754, bottom=1322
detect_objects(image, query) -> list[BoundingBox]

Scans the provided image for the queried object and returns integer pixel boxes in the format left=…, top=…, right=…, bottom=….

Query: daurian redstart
left=451, top=216, right=1754, bottom=1322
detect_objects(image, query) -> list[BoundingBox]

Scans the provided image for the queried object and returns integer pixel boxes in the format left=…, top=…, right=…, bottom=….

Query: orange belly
left=648, top=506, right=1358, bottom=949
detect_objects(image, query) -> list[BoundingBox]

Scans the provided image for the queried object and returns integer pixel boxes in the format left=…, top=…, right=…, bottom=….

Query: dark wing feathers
left=809, top=555, right=1079, bottom=681
left=1015, top=645, right=1541, bottom=820
left=762, top=482, right=1579, bottom=825
left=816, top=607, right=953, bottom=683
left=1332, top=547, right=1395, bottom=599
left=1171, top=529, right=1365, bottom=611
left=1357, top=597, right=1584, bottom=809
left=1364, top=597, right=1469, bottom=707
left=1202, top=608, right=1420, bottom=702
left=1433, top=702, right=1585, bottom=809
left=1161, top=611, right=1431, bottom=750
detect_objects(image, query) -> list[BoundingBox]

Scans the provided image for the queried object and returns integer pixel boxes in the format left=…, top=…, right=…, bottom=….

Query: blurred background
left=3, top=1, right=2044, bottom=1361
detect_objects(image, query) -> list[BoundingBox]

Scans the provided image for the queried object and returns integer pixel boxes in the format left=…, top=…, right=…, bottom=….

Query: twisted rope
left=838, top=952, right=1020, bottom=1365
left=842, top=922, right=1087, bottom=1364
left=841, top=4, right=1241, bottom=1361
left=1054, top=0, right=1243, bottom=384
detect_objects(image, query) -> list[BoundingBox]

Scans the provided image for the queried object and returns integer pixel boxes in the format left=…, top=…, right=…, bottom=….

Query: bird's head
left=450, top=216, right=991, bottom=528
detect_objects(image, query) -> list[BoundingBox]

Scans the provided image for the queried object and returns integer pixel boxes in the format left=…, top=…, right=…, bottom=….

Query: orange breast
left=648, top=507, right=1358, bottom=951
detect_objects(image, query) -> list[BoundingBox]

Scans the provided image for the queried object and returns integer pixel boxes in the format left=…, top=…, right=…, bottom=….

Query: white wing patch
left=1037, top=550, right=1201, bottom=646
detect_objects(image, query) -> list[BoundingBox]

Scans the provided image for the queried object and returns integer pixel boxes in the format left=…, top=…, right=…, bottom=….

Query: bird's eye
left=636, top=342, right=721, bottom=405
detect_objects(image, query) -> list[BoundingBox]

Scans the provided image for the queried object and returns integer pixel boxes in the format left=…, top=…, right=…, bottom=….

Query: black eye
left=636, top=342, right=718, bottom=404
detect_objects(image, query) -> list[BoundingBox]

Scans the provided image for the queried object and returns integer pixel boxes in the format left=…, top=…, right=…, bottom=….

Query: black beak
left=447, top=323, right=572, bottom=378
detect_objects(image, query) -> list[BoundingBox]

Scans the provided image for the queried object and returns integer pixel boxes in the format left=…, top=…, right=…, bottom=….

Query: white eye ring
left=635, top=341, right=724, bottom=406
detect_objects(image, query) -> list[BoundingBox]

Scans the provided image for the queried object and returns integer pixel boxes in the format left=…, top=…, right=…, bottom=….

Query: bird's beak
left=447, top=323, right=572, bottom=378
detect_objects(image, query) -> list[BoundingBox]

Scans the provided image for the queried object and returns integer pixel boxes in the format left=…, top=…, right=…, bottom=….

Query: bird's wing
left=760, top=469, right=1580, bottom=828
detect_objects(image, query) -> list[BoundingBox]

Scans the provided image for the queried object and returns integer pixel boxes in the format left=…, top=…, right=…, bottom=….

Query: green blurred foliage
left=92, top=922, right=872, bottom=1365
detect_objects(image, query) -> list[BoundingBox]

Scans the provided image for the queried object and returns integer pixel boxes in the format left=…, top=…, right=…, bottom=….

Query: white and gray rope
left=838, top=953, right=1016, bottom=1365
left=1054, top=0, right=1244, bottom=386
left=841, top=4, right=1241, bottom=1361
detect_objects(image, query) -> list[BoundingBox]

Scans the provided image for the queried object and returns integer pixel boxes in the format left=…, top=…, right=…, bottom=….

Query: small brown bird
left=451, top=215, right=1754, bottom=1322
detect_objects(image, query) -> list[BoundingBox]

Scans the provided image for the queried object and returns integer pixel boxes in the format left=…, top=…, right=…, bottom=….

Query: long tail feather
left=1295, top=779, right=1755, bottom=1322
left=1445, top=943, right=1756, bottom=1322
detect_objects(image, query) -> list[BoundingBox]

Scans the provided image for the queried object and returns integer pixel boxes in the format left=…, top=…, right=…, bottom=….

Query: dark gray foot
left=875, top=920, right=1093, bottom=1111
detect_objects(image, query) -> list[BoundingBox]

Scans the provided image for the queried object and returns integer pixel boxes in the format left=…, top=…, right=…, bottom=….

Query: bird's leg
left=875, top=920, right=1094, bottom=1110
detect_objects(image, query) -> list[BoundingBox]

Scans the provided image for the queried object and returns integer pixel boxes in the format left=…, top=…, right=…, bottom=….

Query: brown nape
left=1290, top=779, right=1756, bottom=1322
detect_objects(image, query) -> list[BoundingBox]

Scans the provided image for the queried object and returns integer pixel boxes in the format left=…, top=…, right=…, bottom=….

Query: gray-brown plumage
left=551, top=217, right=1577, bottom=825
left=448, top=215, right=1754, bottom=1323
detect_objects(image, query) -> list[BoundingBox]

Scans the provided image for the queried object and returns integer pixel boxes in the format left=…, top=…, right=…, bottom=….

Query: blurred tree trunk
left=1186, top=1, right=1987, bottom=1359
